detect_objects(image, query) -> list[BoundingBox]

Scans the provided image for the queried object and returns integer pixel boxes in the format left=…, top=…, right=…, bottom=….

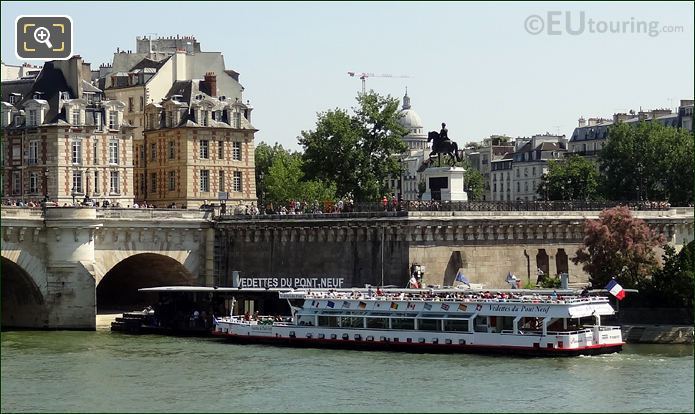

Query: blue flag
left=455, top=271, right=470, bottom=287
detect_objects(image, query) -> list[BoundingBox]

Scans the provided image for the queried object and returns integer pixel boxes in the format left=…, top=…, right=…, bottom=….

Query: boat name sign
left=488, top=304, right=551, bottom=315
left=239, top=277, right=345, bottom=289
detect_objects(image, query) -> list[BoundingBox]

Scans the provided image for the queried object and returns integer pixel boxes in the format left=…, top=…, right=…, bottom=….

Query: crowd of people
left=300, top=287, right=599, bottom=305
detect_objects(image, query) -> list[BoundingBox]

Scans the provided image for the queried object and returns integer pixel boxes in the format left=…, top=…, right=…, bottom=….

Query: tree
left=572, top=206, right=665, bottom=289
left=256, top=143, right=335, bottom=205
left=299, top=91, right=408, bottom=201
left=599, top=121, right=694, bottom=203
left=537, top=155, right=601, bottom=200
left=461, top=160, right=484, bottom=201
left=643, top=240, right=695, bottom=309
left=255, top=142, right=292, bottom=202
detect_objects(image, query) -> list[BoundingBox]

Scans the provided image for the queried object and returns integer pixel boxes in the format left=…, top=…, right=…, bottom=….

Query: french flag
left=605, top=279, right=626, bottom=300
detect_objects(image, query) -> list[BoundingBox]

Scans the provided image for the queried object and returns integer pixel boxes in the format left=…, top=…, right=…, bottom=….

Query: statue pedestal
left=421, top=167, right=468, bottom=201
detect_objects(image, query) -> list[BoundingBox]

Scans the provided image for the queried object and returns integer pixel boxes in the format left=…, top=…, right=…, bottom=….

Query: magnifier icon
left=33, top=27, right=53, bottom=49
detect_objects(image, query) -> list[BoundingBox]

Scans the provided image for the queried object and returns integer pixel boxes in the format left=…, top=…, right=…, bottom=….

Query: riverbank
left=622, top=325, right=694, bottom=344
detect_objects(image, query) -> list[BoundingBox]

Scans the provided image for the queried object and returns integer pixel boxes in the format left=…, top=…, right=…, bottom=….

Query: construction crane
left=348, top=71, right=412, bottom=94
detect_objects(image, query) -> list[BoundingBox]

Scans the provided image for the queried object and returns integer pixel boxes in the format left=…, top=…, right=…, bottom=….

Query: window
left=525, top=182, right=529, bottom=192
left=232, top=142, right=241, bottom=160
left=72, top=110, right=80, bottom=126
left=524, top=167, right=528, bottom=177
left=94, top=171, right=100, bottom=194
left=28, top=141, right=39, bottom=164
left=93, top=139, right=99, bottom=164
left=200, top=170, right=210, bottom=192
left=29, top=172, right=38, bottom=193
left=128, top=97, right=134, bottom=113
left=233, top=112, right=241, bottom=128
left=200, top=140, right=209, bottom=159
left=168, top=171, right=176, bottom=191
left=233, top=171, right=242, bottom=192
left=515, top=169, right=519, bottom=178
left=139, top=96, right=144, bottom=111
left=71, top=140, right=82, bottom=164
left=150, top=172, right=157, bottom=193
left=139, top=174, right=145, bottom=194
left=12, top=171, right=21, bottom=194
left=150, top=143, right=157, bottom=161
left=200, top=110, right=209, bottom=126
left=532, top=166, right=536, bottom=176
left=110, top=171, right=120, bottom=194
left=218, top=170, right=225, bottom=192
left=95, top=112, right=103, bottom=131
left=9, top=94, right=19, bottom=104
left=27, top=110, right=38, bottom=127
left=72, top=170, right=83, bottom=193
left=12, top=146, right=20, bottom=160
left=168, top=141, right=175, bottom=160
left=218, top=141, right=224, bottom=159
left=109, top=111, right=118, bottom=129
left=165, top=111, right=172, bottom=128
left=109, top=140, right=119, bottom=164
left=517, top=182, right=520, bottom=192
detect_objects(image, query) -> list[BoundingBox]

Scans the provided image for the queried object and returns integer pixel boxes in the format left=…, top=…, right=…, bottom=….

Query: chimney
left=613, top=113, right=631, bottom=123
left=578, top=117, right=586, bottom=127
left=203, top=72, right=217, bottom=97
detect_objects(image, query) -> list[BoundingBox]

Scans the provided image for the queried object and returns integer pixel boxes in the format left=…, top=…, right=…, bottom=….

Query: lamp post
left=71, top=186, right=76, bottom=205
left=258, top=171, right=264, bottom=213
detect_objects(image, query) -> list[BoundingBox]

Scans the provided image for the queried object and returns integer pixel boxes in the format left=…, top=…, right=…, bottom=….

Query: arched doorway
left=535, top=249, right=549, bottom=283
left=96, top=253, right=195, bottom=312
left=1, top=257, right=48, bottom=329
left=556, top=249, right=569, bottom=276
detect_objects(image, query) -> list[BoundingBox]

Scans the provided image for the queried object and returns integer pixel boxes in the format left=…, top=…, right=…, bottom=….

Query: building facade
left=511, top=134, right=567, bottom=201
left=394, top=91, right=430, bottom=200
left=99, top=36, right=246, bottom=203
left=465, top=136, right=514, bottom=201
left=142, top=75, right=256, bottom=208
left=1, top=57, right=133, bottom=206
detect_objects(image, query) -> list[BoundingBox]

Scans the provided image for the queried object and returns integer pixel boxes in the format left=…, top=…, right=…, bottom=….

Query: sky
left=2, top=1, right=693, bottom=150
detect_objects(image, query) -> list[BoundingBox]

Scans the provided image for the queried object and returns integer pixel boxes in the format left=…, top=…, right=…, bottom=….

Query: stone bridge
left=2, top=206, right=693, bottom=329
left=216, top=208, right=694, bottom=292
left=1, top=207, right=213, bottom=329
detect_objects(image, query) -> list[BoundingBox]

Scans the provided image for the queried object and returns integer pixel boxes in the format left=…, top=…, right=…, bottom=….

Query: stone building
left=568, top=100, right=694, bottom=161
left=511, top=134, right=567, bottom=201
left=1, top=56, right=134, bottom=206
left=394, top=91, right=430, bottom=200
left=465, top=135, right=514, bottom=201
left=99, top=36, right=245, bottom=204
left=142, top=74, right=256, bottom=208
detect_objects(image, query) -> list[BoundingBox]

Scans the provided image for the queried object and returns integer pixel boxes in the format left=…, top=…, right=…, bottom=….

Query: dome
left=398, top=109, right=424, bottom=130
left=397, top=91, right=424, bottom=131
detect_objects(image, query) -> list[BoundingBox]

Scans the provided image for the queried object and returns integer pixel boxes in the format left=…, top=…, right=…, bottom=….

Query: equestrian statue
left=427, top=122, right=461, bottom=166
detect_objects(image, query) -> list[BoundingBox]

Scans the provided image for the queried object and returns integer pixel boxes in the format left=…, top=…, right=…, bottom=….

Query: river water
left=1, top=328, right=693, bottom=413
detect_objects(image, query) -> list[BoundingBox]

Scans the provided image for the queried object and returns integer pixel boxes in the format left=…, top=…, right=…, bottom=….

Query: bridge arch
left=96, top=253, right=197, bottom=312
left=1, top=256, right=49, bottom=329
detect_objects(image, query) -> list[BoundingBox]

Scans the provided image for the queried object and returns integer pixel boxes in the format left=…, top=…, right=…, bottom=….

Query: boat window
left=500, top=316, right=515, bottom=331
left=420, top=313, right=445, bottom=318
left=339, top=316, right=363, bottom=328
left=366, top=317, right=388, bottom=329
left=444, top=319, right=470, bottom=332
left=318, top=316, right=339, bottom=327
left=391, top=318, right=415, bottom=330
left=474, top=315, right=488, bottom=332
left=417, top=319, right=440, bottom=331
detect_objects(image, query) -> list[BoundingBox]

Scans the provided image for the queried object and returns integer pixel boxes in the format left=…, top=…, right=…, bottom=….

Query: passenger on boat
left=244, top=312, right=251, bottom=321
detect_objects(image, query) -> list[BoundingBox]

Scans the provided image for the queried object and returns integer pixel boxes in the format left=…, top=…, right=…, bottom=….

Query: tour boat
left=212, top=288, right=624, bottom=356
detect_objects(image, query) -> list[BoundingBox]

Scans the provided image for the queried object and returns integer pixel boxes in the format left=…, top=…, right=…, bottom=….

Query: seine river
left=2, top=328, right=693, bottom=412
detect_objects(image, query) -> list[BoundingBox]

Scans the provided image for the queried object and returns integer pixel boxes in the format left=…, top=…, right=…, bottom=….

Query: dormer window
left=60, top=91, right=70, bottom=100
left=27, top=109, right=38, bottom=127
left=71, top=110, right=80, bottom=126
left=109, top=111, right=118, bottom=129
left=165, top=111, right=172, bottom=128
left=9, top=93, right=21, bottom=104
left=233, top=112, right=241, bottom=128
left=33, top=92, right=44, bottom=100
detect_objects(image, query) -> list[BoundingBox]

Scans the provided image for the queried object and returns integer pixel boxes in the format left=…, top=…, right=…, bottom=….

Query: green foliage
left=299, top=91, right=408, bottom=201
left=642, top=241, right=695, bottom=308
left=599, top=121, right=694, bottom=203
left=522, top=280, right=536, bottom=289
left=572, top=206, right=665, bottom=289
left=537, top=155, right=601, bottom=200
left=460, top=160, right=484, bottom=201
left=256, top=142, right=336, bottom=205
left=539, top=276, right=561, bottom=288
